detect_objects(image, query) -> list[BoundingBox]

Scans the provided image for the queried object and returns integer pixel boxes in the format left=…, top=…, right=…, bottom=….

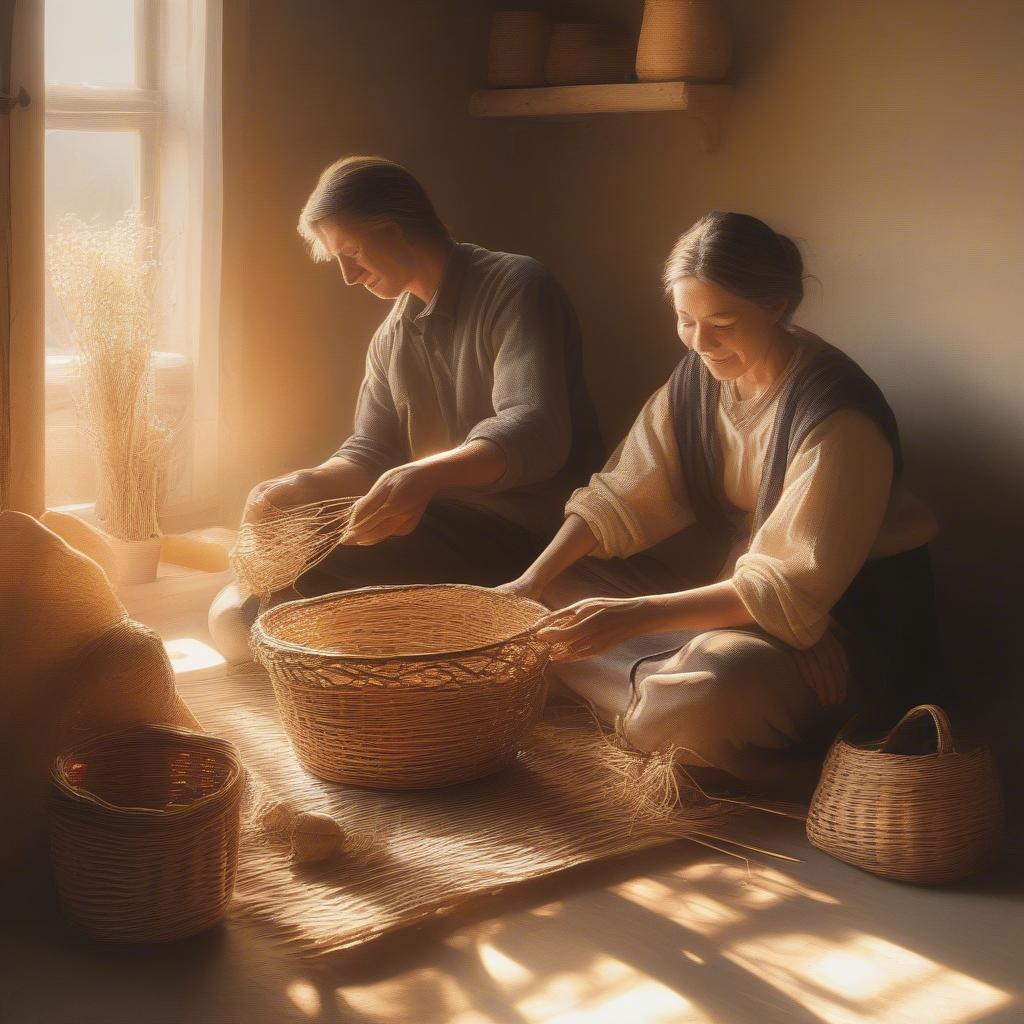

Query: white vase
left=110, top=535, right=163, bottom=586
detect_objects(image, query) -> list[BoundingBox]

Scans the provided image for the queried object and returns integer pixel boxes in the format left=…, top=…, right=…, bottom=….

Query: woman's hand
left=791, top=629, right=849, bottom=706
left=535, top=596, right=667, bottom=662
left=341, top=463, right=439, bottom=546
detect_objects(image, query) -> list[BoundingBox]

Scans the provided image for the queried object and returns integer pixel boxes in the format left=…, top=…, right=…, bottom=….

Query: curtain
left=0, top=0, right=43, bottom=515
left=1, top=0, right=14, bottom=511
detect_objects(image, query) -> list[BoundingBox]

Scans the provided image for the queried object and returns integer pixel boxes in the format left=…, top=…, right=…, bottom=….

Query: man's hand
left=243, top=471, right=318, bottom=525
left=535, top=596, right=667, bottom=662
left=340, top=439, right=507, bottom=547
left=243, top=459, right=373, bottom=525
left=341, top=463, right=440, bottom=546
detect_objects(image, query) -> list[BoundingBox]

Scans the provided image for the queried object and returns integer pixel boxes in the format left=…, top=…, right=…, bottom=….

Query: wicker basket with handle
left=806, top=704, right=1004, bottom=884
left=251, top=584, right=551, bottom=790
left=50, top=725, right=243, bottom=942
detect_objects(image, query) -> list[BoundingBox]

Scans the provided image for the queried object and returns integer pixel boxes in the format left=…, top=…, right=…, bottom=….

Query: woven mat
left=178, top=665, right=733, bottom=958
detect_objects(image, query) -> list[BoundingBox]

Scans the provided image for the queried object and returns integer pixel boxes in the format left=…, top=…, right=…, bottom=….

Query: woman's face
left=314, top=216, right=416, bottom=300
left=671, top=276, right=785, bottom=382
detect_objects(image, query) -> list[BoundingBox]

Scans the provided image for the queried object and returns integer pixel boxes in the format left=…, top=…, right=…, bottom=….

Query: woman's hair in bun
left=663, top=211, right=805, bottom=322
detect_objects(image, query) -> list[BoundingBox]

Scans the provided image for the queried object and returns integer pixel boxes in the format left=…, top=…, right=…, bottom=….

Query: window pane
left=45, top=0, right=136, bottom=87
left=45, top=129, right=142, bottom=507
left=45, top=129, right=140, bottom=231
left=45, top=129, right=141, bottom=354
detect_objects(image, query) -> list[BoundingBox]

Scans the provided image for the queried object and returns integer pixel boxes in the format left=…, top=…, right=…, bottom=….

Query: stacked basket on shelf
left=543, top=22, right=635, bottom=86
left=487, top=10, right=550, bottom=87
left=486, top=2, right=733, bottom=90
left=635, top=0, right=732, bottom=82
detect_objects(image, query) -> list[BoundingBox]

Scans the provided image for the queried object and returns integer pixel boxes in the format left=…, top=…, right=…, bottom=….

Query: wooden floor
left=4, top=570, right=1021, bottom=1024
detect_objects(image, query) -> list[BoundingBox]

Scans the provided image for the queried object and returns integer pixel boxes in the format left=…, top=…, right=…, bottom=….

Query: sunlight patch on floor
left=493, top=951, right=713, bottom=1024
left=611, top=875, right=747, bottom=936
left=164, top=636, right=226, bottom=676
left=341, top=968, right=493, bottom=1024
left=478, top=940, right=534, bottom=989
left=725, top=931, right=1011, bottom=1024
left=285, top=979, right=322, bottom=1017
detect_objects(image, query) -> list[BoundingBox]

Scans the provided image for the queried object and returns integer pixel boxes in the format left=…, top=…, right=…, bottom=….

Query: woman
left=502, top=212, right=939, bottom=795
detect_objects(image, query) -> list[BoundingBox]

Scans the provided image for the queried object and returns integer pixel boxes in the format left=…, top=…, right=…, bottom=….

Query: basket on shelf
left=50, top=725, right=243, bottom=942
left=806, top=704, right=1004, bottom=884
left=544, top=22, right=636, bottom=86
left=487, top=10, right=550, bottom=88
left=251, top=584, right=550, bottom=790
left=635, top=0, right=732, bottom=83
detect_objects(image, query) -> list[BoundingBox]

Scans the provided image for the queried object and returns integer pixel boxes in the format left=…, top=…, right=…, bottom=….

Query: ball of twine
left=290, top=811, right=347, bottom=863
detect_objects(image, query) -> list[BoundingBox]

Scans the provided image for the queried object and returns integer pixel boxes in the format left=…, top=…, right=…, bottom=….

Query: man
left=209, top=156, right=602, bottom=657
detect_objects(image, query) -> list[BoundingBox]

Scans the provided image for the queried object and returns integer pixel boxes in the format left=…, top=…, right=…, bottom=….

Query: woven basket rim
left=833, top=735, right=987, bottom=755
left=251, top=583, right=549, bottom=664
left=51, top=723, right=243, bottom=818
left=829, top=734, right=991, bottom=764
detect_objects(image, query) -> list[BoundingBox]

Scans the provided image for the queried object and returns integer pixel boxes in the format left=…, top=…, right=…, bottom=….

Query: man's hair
left=297, top=155, right=450, bottom=262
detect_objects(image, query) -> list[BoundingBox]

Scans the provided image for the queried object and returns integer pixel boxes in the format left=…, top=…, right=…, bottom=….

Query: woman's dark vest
left=668, top=343, right=939, bottom=707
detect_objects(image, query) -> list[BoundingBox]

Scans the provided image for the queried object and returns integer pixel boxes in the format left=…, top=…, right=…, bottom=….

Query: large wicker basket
left=50, top=725, right=243, bottom=942
left=251, top=584, right=550, bottom=790
left=807, top=705, right=1004, bottom=884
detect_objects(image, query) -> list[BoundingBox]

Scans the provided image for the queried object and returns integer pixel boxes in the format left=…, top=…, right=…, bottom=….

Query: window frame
left=43, top=0, right=222, bottom=527
left=45, top=0, right=160, bottom=219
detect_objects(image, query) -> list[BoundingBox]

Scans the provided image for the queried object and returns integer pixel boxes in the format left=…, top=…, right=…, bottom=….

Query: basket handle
left=879, top=703, right=955, bottom=754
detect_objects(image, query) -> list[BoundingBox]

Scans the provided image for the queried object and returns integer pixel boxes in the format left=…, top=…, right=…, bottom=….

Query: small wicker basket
left=251, top=584, right=550, bottom=790
left=807, top=704, right=1004, bottom=884
left=50, top=725, right=243, bottom=942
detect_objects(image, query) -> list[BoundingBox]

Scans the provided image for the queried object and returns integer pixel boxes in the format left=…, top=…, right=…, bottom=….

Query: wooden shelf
left=469, top=82, right=731, bottom=151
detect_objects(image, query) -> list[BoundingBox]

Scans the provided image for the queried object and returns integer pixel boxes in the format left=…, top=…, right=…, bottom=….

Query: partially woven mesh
left=230, top=498, right=357, bottom=598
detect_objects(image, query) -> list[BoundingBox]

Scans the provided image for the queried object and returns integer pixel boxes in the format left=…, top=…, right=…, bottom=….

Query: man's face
left=314, top=216, right=416, bottom=300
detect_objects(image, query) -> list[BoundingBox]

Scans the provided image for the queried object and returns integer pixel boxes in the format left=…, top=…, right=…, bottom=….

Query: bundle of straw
left=47, top=212, right=171, bottom=542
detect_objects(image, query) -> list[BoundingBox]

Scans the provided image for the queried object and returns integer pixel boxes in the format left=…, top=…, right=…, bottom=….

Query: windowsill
left=51, top=501, right=229, bottom=535
left=118, top=561, right=233, bottom=621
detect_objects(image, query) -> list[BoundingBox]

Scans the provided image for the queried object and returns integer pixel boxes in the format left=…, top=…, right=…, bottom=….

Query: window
left=43, top=0, right=222, bottom=523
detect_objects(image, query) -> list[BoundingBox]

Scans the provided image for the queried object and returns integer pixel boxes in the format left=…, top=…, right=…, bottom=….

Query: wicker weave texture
left=50, top=725, right=243, bottom=942
left=251, top=584, right=550, bottom=789
left=635, top=0, right=732, bottom=82
left=806, top=705, right=1004, bottom=885
left=487, top=10, right=549, bottom=87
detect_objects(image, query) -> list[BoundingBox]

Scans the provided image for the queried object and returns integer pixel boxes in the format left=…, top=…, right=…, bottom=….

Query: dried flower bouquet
left=47, top=212, right=172, bottom=545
